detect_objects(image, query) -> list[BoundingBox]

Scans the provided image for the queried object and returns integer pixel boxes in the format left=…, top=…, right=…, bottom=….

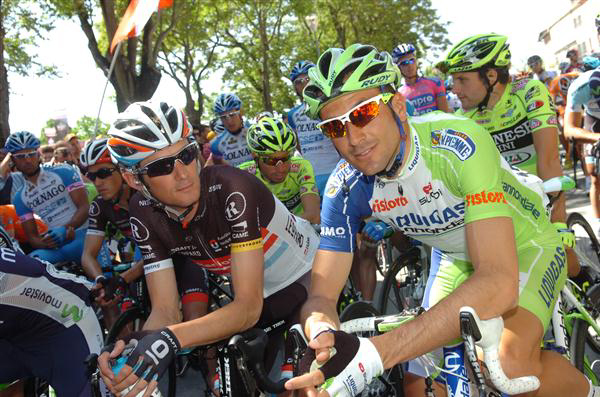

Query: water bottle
left=112, top=356, right=163, bottom=397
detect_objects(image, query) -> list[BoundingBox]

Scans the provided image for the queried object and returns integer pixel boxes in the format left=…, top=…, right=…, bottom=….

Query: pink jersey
left=399, top=77, right=446, bottom=116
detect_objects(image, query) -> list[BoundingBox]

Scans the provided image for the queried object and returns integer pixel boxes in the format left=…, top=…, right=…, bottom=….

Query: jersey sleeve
left=210, top=135, right=225, bottom=158
left=432, top=77, right=446, bottom=97
left=319, top=161, right=373, bottom=252
left=12, top=186, right=34, bottom=223
left=128, top=194, right=174, bottom=274
left=53, top=165, right=85, bottom=192
left=287, top=107, right=298, bottom=131
left=86, top=199, right=107, bottom=237
left=295, top=158, right=318, bottom=197
left=520, top=79, right=558, bottom=133
left=567, top=73, right=588, bottom=113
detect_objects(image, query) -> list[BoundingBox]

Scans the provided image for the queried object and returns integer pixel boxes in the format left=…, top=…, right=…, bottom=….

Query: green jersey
left=238, top=156, right=318, bottom=216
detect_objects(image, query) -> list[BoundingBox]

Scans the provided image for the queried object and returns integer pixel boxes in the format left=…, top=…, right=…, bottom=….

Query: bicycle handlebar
left=459, top=306, right=540, bottom=395
left=228, top=328, right=288, bottom=394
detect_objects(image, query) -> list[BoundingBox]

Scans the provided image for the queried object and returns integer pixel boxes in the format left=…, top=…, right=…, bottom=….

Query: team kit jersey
left=238, top=156, right=319, bottom=217
left=321, top=112, right=565, bottom=327
left=548, top=71, right=580, bottom=117
left=86, top=197, right=133, bottom=239
left=458, top=78, right=557, bottom=176
left=287, top=103, right=341, bottom=180
left=399, top=77, right=446, bottom=116
left=129, top=165, right=318, bottom=297
left=13, top=164, right=87, bottom=230
left=567, top=69, right=600, bottom=119
left=0, top=249, right=103, bottom=395
left=209, top=121, right=254, bottom=167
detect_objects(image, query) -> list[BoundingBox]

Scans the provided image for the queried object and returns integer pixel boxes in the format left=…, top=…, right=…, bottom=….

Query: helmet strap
left=377, top=100, right=408, bottom=179
left=476, top=68, right=498, bottom=111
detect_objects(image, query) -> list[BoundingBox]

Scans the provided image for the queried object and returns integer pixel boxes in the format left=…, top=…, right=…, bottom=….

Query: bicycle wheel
left=567, top=212, right=600, bottom=271
left=570, top=283, right=600, bottom=385
left=378, top=248, right=422, bottom=315
left=340, top=301, right=404, bottom=397
left=105, top=308, right=177, bottom=397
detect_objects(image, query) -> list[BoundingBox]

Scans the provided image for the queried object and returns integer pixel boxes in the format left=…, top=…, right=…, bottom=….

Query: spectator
left=53, top=141, right=76, bottom=165
left=64, top=133, right=82, bottom=163
left=566, top=49, right=584, bottom=73
left=39, top=144, right=54, bottom=163
left=527, top=55, right=557, bottom=87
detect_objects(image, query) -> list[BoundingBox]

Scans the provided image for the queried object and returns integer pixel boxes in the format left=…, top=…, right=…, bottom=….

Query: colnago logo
left=26, top=185, right=66, bottom=208
left=320, top=226, right=346, bottom=237
left=371, top=197, right=408, bottom=212
left=224, top=148, right=252, bottom=161
left=465, top=190, right=507, bottom=206
left=297, top=122, right=320, bottom=134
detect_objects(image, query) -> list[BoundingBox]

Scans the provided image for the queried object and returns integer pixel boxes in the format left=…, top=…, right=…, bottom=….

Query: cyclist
left=564, top=69, right=600, bottom=233
left=97, top=101, right=318, bottom=395
left=209, top=93, right=253, bottom=167
left=527, top=55, right=557, bottom=87
left=0, top=204, right=47, bottom=254
left=0, top=245, right=104, bottom=397
left=1, top=131, right=90, bottom=264
left=282, top=43, right=590, bottom=397
left=287, top=60, right=341, bottom=197
left=238, top=116, right=321, bottom=224
left=566, top=48, right=584, bottom=73
left=392, top=43, right=449, bottom=115
left=548, top=70, right=580, bottom=169
left=439, top=34, right=578, bottom=280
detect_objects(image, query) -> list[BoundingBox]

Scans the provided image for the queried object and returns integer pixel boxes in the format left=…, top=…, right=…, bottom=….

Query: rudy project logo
left=371, top=197, right=409, bottom=212
left=430, top=129, right=476, bottom=161
left=465, top=190, right=507, bottom=206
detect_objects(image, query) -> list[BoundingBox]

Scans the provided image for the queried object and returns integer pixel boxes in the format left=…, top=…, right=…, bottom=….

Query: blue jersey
left=13, top=164, right=86, bottom=230
left=566, top=69, right=600, bottom=119
left=0, top=172, right=25, bottom=205
left=209, top=121, right=253, bottom=167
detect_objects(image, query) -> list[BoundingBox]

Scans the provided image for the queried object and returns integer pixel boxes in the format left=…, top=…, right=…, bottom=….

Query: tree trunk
left=0, top=3, right=9, bottom=143
left=258, top=8, right=272, bottom=112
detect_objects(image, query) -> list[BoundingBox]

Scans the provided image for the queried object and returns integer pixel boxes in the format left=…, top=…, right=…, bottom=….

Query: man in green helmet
left=283, top=43, right=591, bottom=397
left=437, top=34, right=583, bottom=285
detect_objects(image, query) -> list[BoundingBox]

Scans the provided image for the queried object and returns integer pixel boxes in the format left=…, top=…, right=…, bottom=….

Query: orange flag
left=110, top=0, right=173, bottom=53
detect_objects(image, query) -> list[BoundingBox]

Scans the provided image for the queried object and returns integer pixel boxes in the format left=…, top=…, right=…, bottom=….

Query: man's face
left=529, top=61, right=542, bottom=74
left=319, top=88, right=403, bottom=176
left=87, top=163, right=122, bottom=200
left=451, top=71, right=487, bottom=111
left=220, top=109, right=243, bottom=132
left=54, top=147, right=74, bottom=164
left=568, top=51, right=579, bottom=63
left=397, top=53, right=417, bottom=78
left=40, top=150, right=54, bottom=163
left=12, top=149, right=40, bottom=176
left=293, top=74, right=310, bottom=97
left=257, top=151, right=292, bottom=184
left=68, top=138, right=81, bottom=155
left=137, top=139, right=201, bottom=210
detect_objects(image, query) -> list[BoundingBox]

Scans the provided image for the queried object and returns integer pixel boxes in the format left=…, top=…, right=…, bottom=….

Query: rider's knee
left=498, top=342, right=543, bottom=380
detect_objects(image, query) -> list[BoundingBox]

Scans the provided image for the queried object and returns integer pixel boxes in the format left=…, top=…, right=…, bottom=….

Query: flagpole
left=93, top=41, right=123, bottom=137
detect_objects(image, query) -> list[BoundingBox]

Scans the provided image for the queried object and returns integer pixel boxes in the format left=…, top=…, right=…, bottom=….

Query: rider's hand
left=104, top=275, right=128, bottom=302
left=285, top=331, right=384, bottom=397
left=43, top=226, right=67, bottom=247
left=553, top=222, right=575, bottom=249
left=362, top=221, right=394, bottom=242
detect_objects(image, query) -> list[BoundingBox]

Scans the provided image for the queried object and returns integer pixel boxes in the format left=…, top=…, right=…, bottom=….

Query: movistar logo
left=61, top=304, right=84, bottom=322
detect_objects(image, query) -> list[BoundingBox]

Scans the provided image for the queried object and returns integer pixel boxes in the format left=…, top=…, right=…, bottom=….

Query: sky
left=4, top=0, right=589, bottom=136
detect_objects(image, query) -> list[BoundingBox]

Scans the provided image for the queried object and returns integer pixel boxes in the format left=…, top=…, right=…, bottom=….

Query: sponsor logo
left=360, top=75, right=388, bottom=88
left=0, top=248, right=15, bottom=262
left=419, top=183, right=442, bottom=205
left=26, top=184, right=66, bottom=209
left=89, top=201, right=100, bottom=216
left=303, top=175, right=311, bottom=181
left=476, top=118, right=491, bottom=124
left=372, top=197, right=409, bottom=212
left=20, top=287, right=63, bottom=309
left=407, top=133, right=420, bottom=172
left=423, top=182, right=432, bottom=194
left=320, top=226, right=346, bottom=238
left=538, top=246, right=566, bottom=308
left=411, top=94, right=435, bottom=108
left=511, top=79, right=528, bottom=93
left=502, top=182, right=541, bottom=219
left=500, top=107, right=515, bottom=118
left=311, top=186, right=319, bottom=193
left=291, top=163, right=300, bottom=172
left=208, top=184, right=222, bottom=193
left=223, top=148, right=252, bottom=162
left=232, top=220, right=247, bottom=233
left=526, top=100, right=544, bottom=112
left=224, top=192, right=246, bottom=221
left=431, top=129, right=476, bottom=160
left=393, top=203, right=465, bottom=233
left=209, top=239, right=221, bottom=252
left=525, top=86, right=540, bottom=102
left=130, top=217, right=150, bottom=242
left=547, top=115, right=558, bottom=125
left=504, top=151, right=532, bottom=165
left=300, top=186, right=308, bottom=194
left=284, top=215, right=304, bottom=247
left=465, top=191, right=507, bottom=206
left=529, top=119, right=542, bottom=129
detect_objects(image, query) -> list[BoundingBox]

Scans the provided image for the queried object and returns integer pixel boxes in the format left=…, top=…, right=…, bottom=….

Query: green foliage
left=71, top=115, right=110, bottom=139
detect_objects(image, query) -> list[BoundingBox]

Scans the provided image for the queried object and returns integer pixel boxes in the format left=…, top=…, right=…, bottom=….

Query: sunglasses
left=294, top=77, right=310, bottom=86
left=138, top=142, right=198, bottom=178
left=261, top=155, right=291, bottom=166
left=12, top=151, right=38, bottom=160
left=87, top=167, right=118, bottom=181
left=219, top=111, right=240, bottom=120
left=316, top=93, right=394, bottom=139
left=399, top=58, right=415, bottom=66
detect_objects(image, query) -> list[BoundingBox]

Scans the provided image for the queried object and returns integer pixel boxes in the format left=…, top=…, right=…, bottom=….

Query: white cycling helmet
left=108, top=101, right=192, bottom=168
left=80, top=138, right=114, bottom=168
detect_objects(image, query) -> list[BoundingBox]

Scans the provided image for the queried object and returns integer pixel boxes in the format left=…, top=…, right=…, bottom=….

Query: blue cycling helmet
left=392, top=43, right=416, bottom=63
left=213, top=93, right=242, bottom=115
left=589, top=70, right=600, bottom=99
left=582, top=56, right=600, bottom=72
left=4, top=131, right=40, bottom=153
left=290, top=60, right=315, bottom=82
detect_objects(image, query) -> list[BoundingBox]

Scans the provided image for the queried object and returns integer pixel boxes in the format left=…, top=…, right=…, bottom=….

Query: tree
left=71, top=115, right=110, bottom=139
left=0, top=0, right=58, bottom=143
left=51, top=0, right=178, bottom=111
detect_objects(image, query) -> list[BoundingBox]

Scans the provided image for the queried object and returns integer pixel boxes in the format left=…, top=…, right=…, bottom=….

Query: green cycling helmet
left=247, top=117, right=297, bottom=155
left=437, top=34, right=511, bottom=74
left=303, top=43, right=401, bottom=119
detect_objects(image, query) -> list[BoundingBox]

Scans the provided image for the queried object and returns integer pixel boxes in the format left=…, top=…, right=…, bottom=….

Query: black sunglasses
left=138, top=142, right=198, bottom=178
left=87, top=167, right=118, bottom=181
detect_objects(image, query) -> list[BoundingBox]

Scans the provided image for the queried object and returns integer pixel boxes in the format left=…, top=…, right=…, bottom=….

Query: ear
left=389, top=91, right=409, bottom=122
left=121, top=169, right=142, bottom=191
left=486, top=69, right=498, bottom=85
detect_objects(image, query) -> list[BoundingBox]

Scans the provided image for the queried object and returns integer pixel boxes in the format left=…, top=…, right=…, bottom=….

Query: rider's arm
left=533, top=127, right=567, bottom=223
left=564, top=108, right=598, bottom=143
left=64, top=187, right=89, bottom=233
left=297, top=159, right=320, bottom=224
left=81, top=234, right=105, bottom=279
left=300, top=193, right=320, bottom=224
left=301, top=249, right=353, bottom=338
left=371, top=216, right=519, bottom=368
left=120, top=259, right=144, bottom=283
left=0, top=153, right=12, bottom=179
left=168, top=247, right=266, bottom=348
left=436, top=93, right=450, bottom=113
left=21, top=218, right=51, bottom=249
left=143, top=265, right=182, bottom=329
